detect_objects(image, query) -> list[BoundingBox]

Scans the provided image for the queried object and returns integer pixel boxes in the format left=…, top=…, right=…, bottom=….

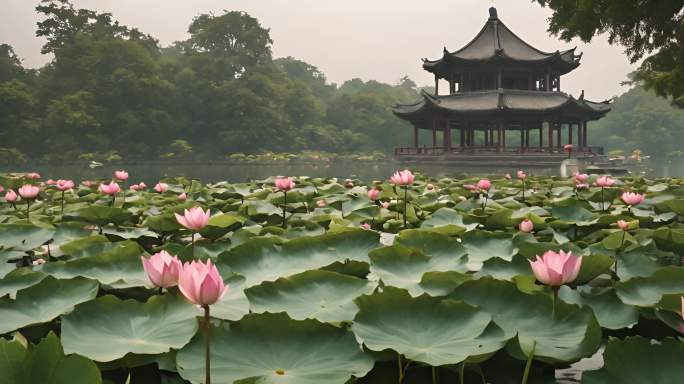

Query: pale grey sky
left=1, top=0, right=638, bottom=100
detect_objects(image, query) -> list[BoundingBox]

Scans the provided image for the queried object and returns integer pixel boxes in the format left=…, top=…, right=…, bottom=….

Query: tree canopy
left=536, top=0, right=684, bottom=106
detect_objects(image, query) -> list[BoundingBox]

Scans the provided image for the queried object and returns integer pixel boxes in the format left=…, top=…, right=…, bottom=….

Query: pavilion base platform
left=395, top=146, right=609, bottom=168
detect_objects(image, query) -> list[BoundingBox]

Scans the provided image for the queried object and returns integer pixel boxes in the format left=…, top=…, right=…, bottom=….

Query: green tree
left=535, top=0, right=684, bottom=106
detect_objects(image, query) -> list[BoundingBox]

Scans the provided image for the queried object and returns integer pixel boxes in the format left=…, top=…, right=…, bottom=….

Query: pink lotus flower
left=275, top=177, right=295, bottom=192
left=99, top=182, right=120, bottom=196
left=575, top=183, right=589, bottom=190
left=178, top=259, right=228, bottom=306
left=25, top=172, right=40, bottom=179
left=573, top=172, right=589, bottom=183
left=18, top=185, right=40, bottom=200
left=56, top=179, right=75, bottom=191
left=316, top=200, right=326, bottom=208
left=519, top=219, right=534, bottom=233
left=595, top=176, right=615, bottom=187
left=367, top=188, right=380, bottom=201
left=154, top=182, right=168, bottom=193
left=426, top=183, right=435, bottom=191
left=390, top=169, right=415, bottom=186
left=82, top=180, right=96, bottom=188
left=463, top=184, right=478, bottom=192
left=381, top=201, right=390, bottom=209
left=617, top=220, right=630, bottom=231
left=505, top=173, right=512, bottom=180
left=114, top=170, right=129, bottom=181
left=46, top=179, right=56, bottom=185
left=529, top=250, right=582, bottom=287
left=0, top=186, right=3, bottom=193
left=32, top=258, right=46, bottom=266
left=345, top=179, right=354, bottom=188
left=141, top=250, right=182, bottom=288
left=517, top=170, right=527, bottom=180
left=621, top=192, right=645, bottom=206
left=178, top=192, right=187, bottom=201
left=477, top=179, right=492, bottom=191
left=361, top=223, right=371, bottom=230
left=564, top=144, right=574, bottom=152
left=4, top=189, right=18, bottom=203
left=129, top=184, right=140, bottom=191
left=175, top=206, right=211, bottom=231
left=138, top=182, right=147, bottom=189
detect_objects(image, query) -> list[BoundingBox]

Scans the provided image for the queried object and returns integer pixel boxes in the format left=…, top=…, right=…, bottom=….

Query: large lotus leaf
left=476, top=255, right=532, bottom=280
left=582, top=337, right=684, bottom=384
left=559, top=286, right=638, bottom=330
left=0, top=332, right=101, bottom=384
left=0, top=223, right=54, bottom=251
left=176, top=313, right=374, bottom=384
left=64, top=205, right=132, bottom=226
left=368, top=245, right=467, bottom=296
left=0, top=249, right=17, bottom=278
left=651, top=227, right=684, bottom=252
left=218, top=229, right=378, bottom=288
left=0, top=276, right=98, bottom=334
left=616, top=266, right=684, bottom=306
left=663, top=198, right=684, bottom=215
left=101, top=225, right=157, bottom=240
left=211, top=274, right=250, bottom=321
left=244, top=200, right=282, bottom=217
left=616, top=245, right=671, bottom=280
left=551, top=202, right=599, bottom=226
left=199, top=212, right=246, bottom=240
left=450, top=278, right=602, bottom=363
left=50, top=223, right=94, bottom=256
left=461, top=231, right=517, bottom=270
left=418, top=271, right=472, bottom=297
left=352, top=287, right=510, bottom=366
left=0, top=268, right=46, bottom=299
left=246, top=270, right=375, bottom=322
left=144, top=213, right=182, bottom=233
left=394, top=229, right=467, bottom=263
left=61, top=294, right=200, bottom=362
left=574, top=254, right=614, bottom=284
left=420, top=207, right=478, bottom=234
left=39, top=240, right=146, bottom=288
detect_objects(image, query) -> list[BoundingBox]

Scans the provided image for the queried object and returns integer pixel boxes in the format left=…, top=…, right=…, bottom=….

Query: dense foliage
left=0, top=0, right=417, bottom=162
left=536, top=0, right=684, bottom=107
left=1, top=170, right=684, bottom=383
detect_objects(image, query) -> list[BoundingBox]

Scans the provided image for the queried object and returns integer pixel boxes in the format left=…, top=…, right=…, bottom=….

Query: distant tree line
left=0, top=0, right=418, bottom=162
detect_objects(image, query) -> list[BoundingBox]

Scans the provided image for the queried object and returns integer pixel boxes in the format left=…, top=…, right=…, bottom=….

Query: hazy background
left=1, top=0, right=638, bottom=101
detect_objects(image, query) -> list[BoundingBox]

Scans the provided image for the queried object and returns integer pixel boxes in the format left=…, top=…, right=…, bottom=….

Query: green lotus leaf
left=420, top=207, right=478, bottom=234
left=57, top=235, right=111, bottom=259
left=245, top=200, right=282, bottom=217
left=177, top=313, right=373, bottom=384
left=394, top=229, right=468, bottom=263
left=652, top=227, right=684, bottom=252
left=616, top=244, right=672, bottom=280
left=575, top=254, right=614, bottom=284
left=64, top=205, right=132, bottom=226
left=0, top=332, right=102, bottom=384
left=559, top=286, right=639, bottom=329
left=144, top=213, right=182, bottom=233
left=450, top=278, right=602, bottom=363
left=551, top=202, right=599, bottom=226
left=601, top=230, right=637, bottom=250
left=39, top=240, right=147, bottom=288
left=352, top=287, right=510, bottom=366
left=218, top=229, right=378, bottom=288
left=61, top=294, right=200, bottom=362
left=210, top=274, right=250, bottom=321
left=0, top=223, right=54, bottom=251
left=663, top=198, right=684, bottom=215
left=49, top=223, right=94, bottom=256
left=616, top=266, right=684, bottom=307
left=418, top=271, right=472, bottom=296
left=199, top=212, right=246, bottom=240
left=246, top=270, right=375, bottom=322
left=0, top=276, right=98, bottom=334
left=461, top=231, right=517, bottom=270
left=582, top=336, right=684, bottom=384
left=368, top=244, right=467, bottom=296
left=0, top=268, right=46, bottom=299
left=101, top=225, right=157, bottom=240
left=0, top=249, right=17, bottom=278
left=476, top=255, right=533, bottom=280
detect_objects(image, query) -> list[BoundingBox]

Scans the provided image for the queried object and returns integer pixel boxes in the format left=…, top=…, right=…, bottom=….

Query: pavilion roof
left=393, top=89, right=611, bottom=120
left=422, top=8, right=581, bottom=76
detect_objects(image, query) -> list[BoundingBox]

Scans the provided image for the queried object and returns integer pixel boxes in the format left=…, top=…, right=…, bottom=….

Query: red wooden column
left=443, top=119, right=451, bottom=151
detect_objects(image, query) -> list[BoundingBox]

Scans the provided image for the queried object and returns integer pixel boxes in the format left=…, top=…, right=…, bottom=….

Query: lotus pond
left=1, top=171, right=684, bottom=384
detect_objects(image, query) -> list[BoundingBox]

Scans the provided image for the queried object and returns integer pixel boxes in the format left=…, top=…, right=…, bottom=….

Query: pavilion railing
left=395, top=146, right=604, bottom=156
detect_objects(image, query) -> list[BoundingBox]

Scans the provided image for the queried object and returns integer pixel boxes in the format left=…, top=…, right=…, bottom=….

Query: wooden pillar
left=568, top=123, right=573, bottom=145
left=548, top=122, right=554, bottom=152
left=583, top=121, right=588, bottom=147
left=434, top=75, right=439, bottom=95
left=413, top=126, right=419, bottom=148
left=545, top=70, right=550, bottom=91
left=539, top=124, right=543, bottom=149
left=556, top=123, right=562, bottom=148
left=577, top=121, right=582, bottom=149
left=443, top=119, right=451, bottom=150
left=459, top=125, right=464, bottom=148
left=557, top=75, right=560, bottom=91
left=497, top=69, right=502, bottom=89
left=528, top=73, right=534, bottom=90
left=497, top=121, right=502, bottom=152
left=525, top=125, right=530, bottom=147
left=502, top=123, right=507, bottom=149
left=432, top=125, right=437, bottom=147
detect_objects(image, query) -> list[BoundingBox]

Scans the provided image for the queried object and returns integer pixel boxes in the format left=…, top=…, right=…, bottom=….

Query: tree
left=535, top=0, right=684, bottom=106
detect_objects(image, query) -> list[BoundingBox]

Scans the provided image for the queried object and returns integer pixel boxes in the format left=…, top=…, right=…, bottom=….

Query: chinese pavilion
left=393, top=7, right=611, bottom=163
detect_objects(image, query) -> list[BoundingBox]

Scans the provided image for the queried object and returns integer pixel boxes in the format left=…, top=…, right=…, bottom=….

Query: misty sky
left=1, top=0, right=639, bottom=100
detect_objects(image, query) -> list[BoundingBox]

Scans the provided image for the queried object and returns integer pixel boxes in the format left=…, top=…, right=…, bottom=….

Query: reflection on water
left=1, top=158, right=682, bottom=183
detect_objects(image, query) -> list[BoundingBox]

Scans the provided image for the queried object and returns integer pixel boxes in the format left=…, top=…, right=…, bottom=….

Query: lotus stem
left=552, top=287, right=559, bottom=320
left=482, top=193, right=488, bottom=211
left=26, top=200, right=30, bottom=222
left=615, top=230, right=626, bottom=277
left=282, top=191, right=287, bottom=228
left=459, top=362, right=465, bottom=384
left=191, top=232, right=196, bottom=259
left=601, top=187, right=605, bottom=211
left=111, top=194, right=116, bottom=207
left=203, top=305, right=211, bottom=384
left=397, top=353, right=403, bottom=384
left=403, top=186, right=408, bottom=229
left=122, top=188, right=125, bottom=208
left=60, top=190, right=65, bottom=216
left=432, top=366, right=438, bottom=384
left=521, top=340, right=537, bottom=384
left=522, top=181, right=525, bottom=203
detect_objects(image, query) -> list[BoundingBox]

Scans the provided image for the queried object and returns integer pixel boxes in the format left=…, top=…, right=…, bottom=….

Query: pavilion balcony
left=394, top=145, right=604, bottom=157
